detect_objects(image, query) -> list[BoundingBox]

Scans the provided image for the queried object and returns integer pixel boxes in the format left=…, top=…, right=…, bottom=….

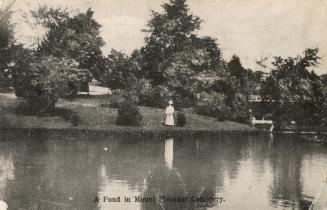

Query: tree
left=227, top=55, right=248, bottom=91
left=0, top=1, right=15, bottom=88
left=140, top=0, right=228, bottom=104
left=261, top=48, right=325, bottom=126
left=13, top=55, right=89, bottom=113
left=130, top=49, right=145, bottom=79
left=159, top=43, right=217, bottom=100
left=101, top=50, right=138, bottom=90
left=141, top=0, right=202, bottom=85
left=32, top=6, right=105, bottom=81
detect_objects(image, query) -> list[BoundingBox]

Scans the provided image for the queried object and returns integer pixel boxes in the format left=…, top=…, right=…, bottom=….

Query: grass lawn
left=0, top=92, right=256, bottom=133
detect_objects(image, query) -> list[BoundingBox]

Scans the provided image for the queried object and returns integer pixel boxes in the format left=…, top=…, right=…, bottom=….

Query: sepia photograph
left=1, top=0, right=327, bottom=209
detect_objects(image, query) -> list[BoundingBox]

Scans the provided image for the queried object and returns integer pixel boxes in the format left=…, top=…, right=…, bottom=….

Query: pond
left=0, top=130, right=327, bottom=210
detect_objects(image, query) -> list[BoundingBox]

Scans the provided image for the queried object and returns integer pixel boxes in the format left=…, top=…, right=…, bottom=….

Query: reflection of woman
left=0, top=198, right=8, bottom=210
left=165, top=100, right=175, bottom=126
left=141, top=138, right=187, bottom=209
left=141, top=166, right=189, bottom=210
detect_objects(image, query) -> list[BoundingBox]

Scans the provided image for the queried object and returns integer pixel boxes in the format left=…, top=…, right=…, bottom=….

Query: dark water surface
left=0, top=130, right=327, bottom=210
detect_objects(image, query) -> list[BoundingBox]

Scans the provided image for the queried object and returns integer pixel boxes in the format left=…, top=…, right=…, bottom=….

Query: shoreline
left=0, top=126, right=265, bottom=140
left=0, top=92, right=262, bottom=138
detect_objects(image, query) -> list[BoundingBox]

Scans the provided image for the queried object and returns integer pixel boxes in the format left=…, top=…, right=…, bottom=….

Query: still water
left=0, top=130, right=327, bottom=210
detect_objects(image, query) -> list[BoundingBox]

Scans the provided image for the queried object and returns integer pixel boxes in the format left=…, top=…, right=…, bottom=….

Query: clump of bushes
left=25, top=92, right=58, bottom=114
left=13, top=55, right=90, bottom=114
left=195, top=92, right=228, bottom=121
left=116, top=97, right=142, bottom=126
left=135, top=81, right=170, bottom=108
left=194, top=91, right=250, bottom=123
left=195, top=103, right=227, bottom=122
left=143, top=85, right=170, bottom=108
left=176, top=111, right=186, bottom=127
left=171, top=93, right=195, bottom=109
left=225, top=93, right=250, bottom=123
left=109, top=90, right=139, bottom=108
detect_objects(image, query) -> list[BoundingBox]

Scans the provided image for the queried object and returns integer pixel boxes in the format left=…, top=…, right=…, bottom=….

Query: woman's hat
left=168, top=100, right=173, bottom=105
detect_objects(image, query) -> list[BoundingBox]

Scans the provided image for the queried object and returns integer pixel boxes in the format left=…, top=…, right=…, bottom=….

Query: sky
left=4, top=0, right=327, bottom=74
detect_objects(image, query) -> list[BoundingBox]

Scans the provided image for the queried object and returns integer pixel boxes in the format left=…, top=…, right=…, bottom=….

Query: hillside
left=0, top=92, right=256, bottom=133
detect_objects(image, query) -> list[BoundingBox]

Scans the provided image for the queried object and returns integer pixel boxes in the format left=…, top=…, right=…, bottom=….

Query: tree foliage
left=261, top=48, right=326, bottom=125
left=101, top=50, right=138, bottom=90
left=227, top=55, right=249, bottom=91
left=0, top=2, right=15, bottom=88
left=141, top=0, right=204, bottom=84
left=32, top=6, right=105, bottom=75
left=13, top=55, right=89, bottom=113
left=139, top=0, right=226, bottom=107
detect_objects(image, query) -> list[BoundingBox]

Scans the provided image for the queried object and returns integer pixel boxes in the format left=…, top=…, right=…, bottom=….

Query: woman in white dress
left=165, top=100, right=175, bottom=126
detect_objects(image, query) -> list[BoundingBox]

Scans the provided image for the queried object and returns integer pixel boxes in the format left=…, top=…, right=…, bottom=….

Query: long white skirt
left=165, top=114, right=174, bottom=126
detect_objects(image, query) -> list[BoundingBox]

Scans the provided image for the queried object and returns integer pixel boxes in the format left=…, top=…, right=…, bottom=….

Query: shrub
left=70, top=113, right=80, bottom=127
left=25, top=93, right=58, bottom=114
left=116, top=97, right=142, bottom=126
left=138, top=85, right=170, bottom=108
left=171, top=93, right=195, bottom=109
left=13, top=55, right=90, bottom=113
left=195, top=92, right=228, bottom=121
left=109, top=90, right=139, bottom=108
left=225, top=93, right=250, bottom=123
left=109, top=91, right=128, bottom=108
left=0, top=112, right=10, bottom=128
left=176, top=111, right=186, bottom=127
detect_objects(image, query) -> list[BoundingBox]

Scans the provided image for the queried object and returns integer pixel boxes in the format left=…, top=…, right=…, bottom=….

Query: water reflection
left=0, top=151, right=14, bottom=199
left=164, top=138, right=174, bottom=169
left=142, top=138, right=188, bottom=210
left=1, top=131, right=102, bottom=210
left=0, top=131, right=327, bottom=210
left=269, top=136, right=304, bottom=209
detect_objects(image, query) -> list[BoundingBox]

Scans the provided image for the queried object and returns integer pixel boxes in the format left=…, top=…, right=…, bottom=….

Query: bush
left=109, top=90, right=139, bottom=108
left=70, top=113, right=80, bottom=127
left=138, top=85, right=170, bottom=108
left=225, top=93, right=250, bottom=123
left=116, top=97, right=142, bottom=126
left=26, top=93, right=58, bottom=113
left=0, top=112, right=10, bottom=128
left=13, top=55, right=90, bottom=113
left=171, top=93, right=195, bottom=109
left=195, top=92, right=228, bottom=121
left=176, top=111, right=186, bottom=127
left=109, top=91, right=128, bottom=108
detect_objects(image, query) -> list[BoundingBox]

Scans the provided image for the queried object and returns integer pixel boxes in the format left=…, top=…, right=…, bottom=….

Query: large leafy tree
left=157, top=35, right=224, bottom=102
left=141, top=0, right=203, bottom=85
left=141, top=0, right=225, bottom=103
left=0, top=1, right=15, bottom=88
left=261, top=48, right=326, bottom=126
left=101, top=50, right=138, bottom=90
left=13, top=55, right=89, bottom=113
left=32, top=6, right=105, bottom=78
left=227, top=55, right=248, bottom=92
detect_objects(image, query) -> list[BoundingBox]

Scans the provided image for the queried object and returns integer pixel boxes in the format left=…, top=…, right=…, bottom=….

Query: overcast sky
left=5, top=0, right=327, bottom=74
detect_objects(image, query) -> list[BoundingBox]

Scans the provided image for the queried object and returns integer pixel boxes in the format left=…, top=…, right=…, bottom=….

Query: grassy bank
left=0, top=92, right=258, bottom=134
